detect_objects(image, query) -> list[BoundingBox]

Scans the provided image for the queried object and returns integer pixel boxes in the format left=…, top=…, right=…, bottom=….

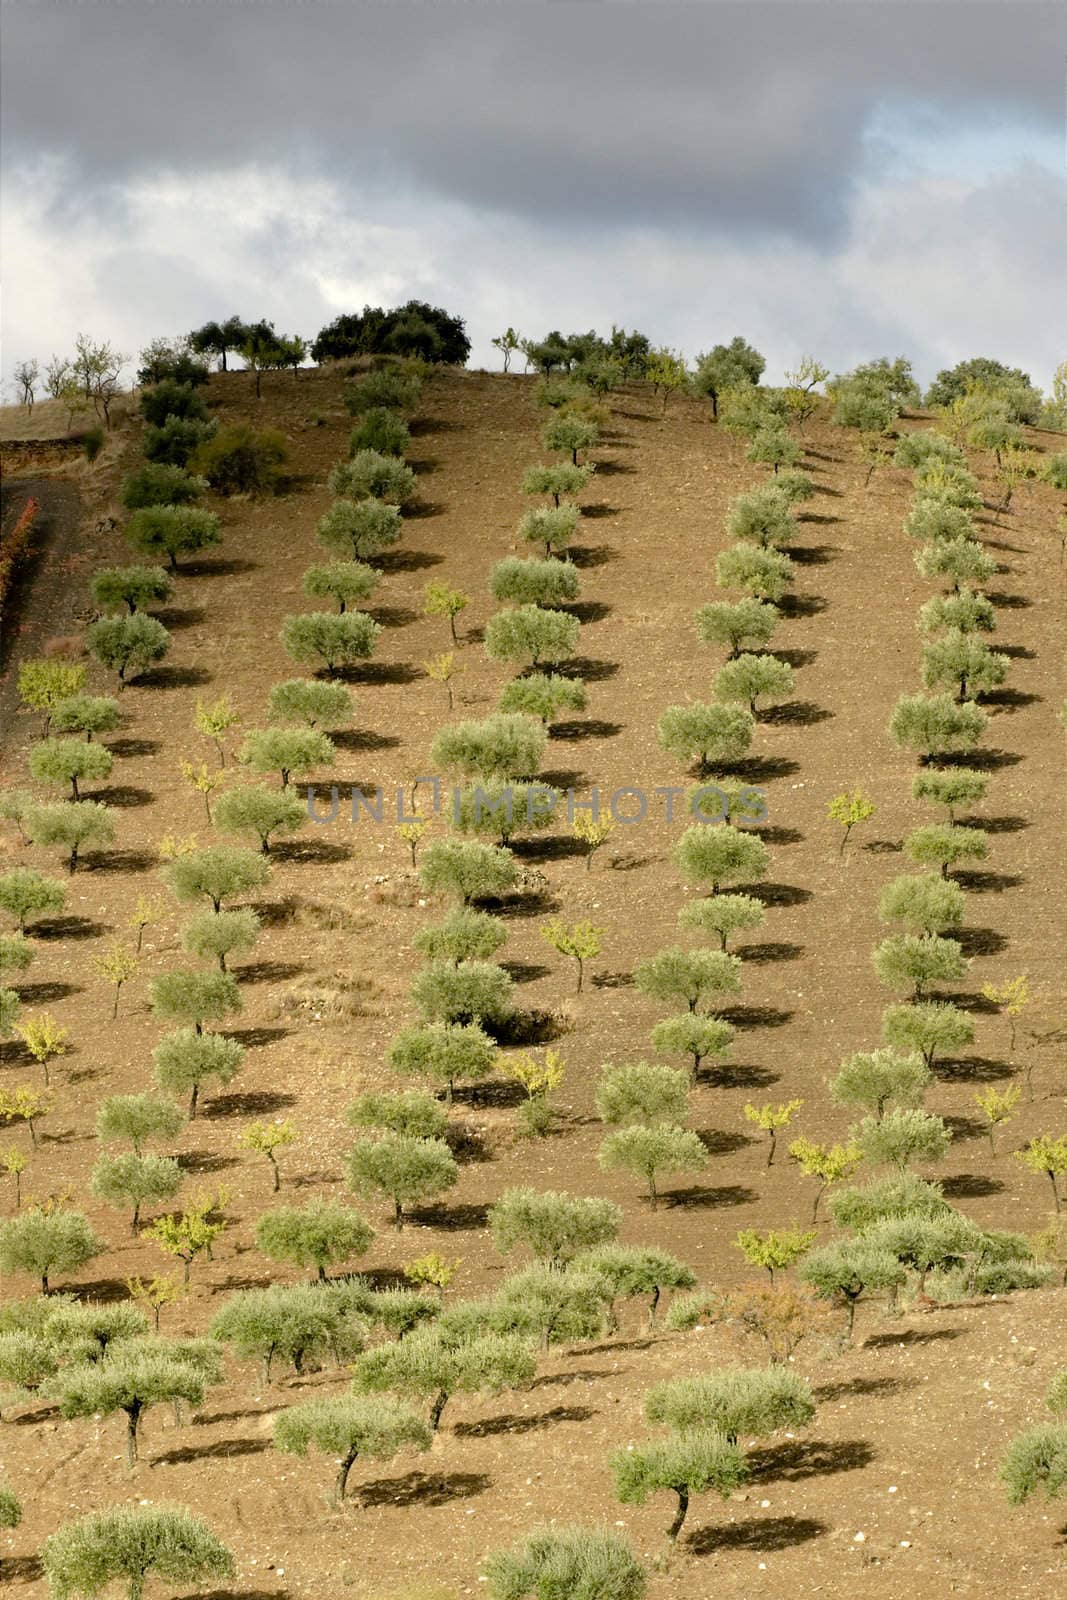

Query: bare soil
left=1, top=366, right=1064, bottom=1598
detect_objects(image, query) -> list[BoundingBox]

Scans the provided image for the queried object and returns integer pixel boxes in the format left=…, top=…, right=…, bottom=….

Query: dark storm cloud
left=3, top=0, right=1064, bottom=240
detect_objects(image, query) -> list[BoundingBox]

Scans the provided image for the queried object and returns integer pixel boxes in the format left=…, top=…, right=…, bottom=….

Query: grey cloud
left=3, top=1, right=1064, bottom=241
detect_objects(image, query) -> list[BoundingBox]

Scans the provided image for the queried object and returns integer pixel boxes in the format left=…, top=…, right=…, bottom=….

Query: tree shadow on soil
left=749, top=1438, right=875, bottom=1482
left=153, top=1436, right=267, bottom=1466
left=662, top=1184, right=757, bottom=1210
left=688, top=1515, right=828, bottom=1555
left=202, top=1090, right=297, bottom=1118
left=358, top=1470, right=491, bottom=1508
left=453, top=1404, right=595, bottom=1439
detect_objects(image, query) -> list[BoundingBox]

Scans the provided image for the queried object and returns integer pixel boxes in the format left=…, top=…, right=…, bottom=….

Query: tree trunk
left=647, top=1286, right=661, bottom=1330
left=667, top=1488, right=689, bottom=1543
left=126, top=1404, right=141, bottom=1467
left=189, top=1083, right=199, bottom=1118
left=269, top=1153, right=280, bottom=1192
left=336, top=1447, right=358, bottom=1502
left=394, top=1199, right=404, bottom=1229
left=429, top=1389, right=449, bottom=1432
left=648, top=1173, right=658, bottom=1211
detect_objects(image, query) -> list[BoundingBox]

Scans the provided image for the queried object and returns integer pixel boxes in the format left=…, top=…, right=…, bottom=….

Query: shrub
left=596, top=1062, right=690, bottom=1127
left=484, top=604, right=580, bottom=668
left=914, top=457, right=984, bottom=508
left=895, top=431, right=964, bottom=468
left=0, top=868, right=66, bottom=929
left=917, top=591, right=997, bottom=637
left=86, top=613, right=170, bottom=684
left=915, top=537, right=997, bottom=590
left=872, top=934, right=967, bottom=996
left=0, top=932, right=34, bottom=978
left=612, top=1431, right=748, bottom=1543
left=162, top=844, right=269, bottom=909
left=190, top=423, right=288, bottom=494
left=28, top=738, right=112, bottom=800
left=121, top=462, right=206, bottom=509
left=1001, top=1426, right=1067, bottom=1506
left=650, top=1014, right=735, bottom=1079
left=490, top=556, right=580, bottom=608
left=389, top=1021, right=497, bottom=1100
left=17, top=659, right=87, bottom=731
left=181, top=906, right=261, bottom=969
left=878, top=872, right=966, bottom=933
left=25, top=799, right=115, bottom=872
left=518, top=502, right=581, bottom=555
left=598, top=1124, right=707, bottom=1208
left=867, top=1213, right=980, bottom=1291
left=90, top=565, right=173, bottom=616
left=143, top=413, right=217, bottom=467
left=0, top=990, right=21, bottom=1035
left=726, top=485, right=796, bottom=546
left=881, top=1000, right=974, bottom=1067
left=90, top=1151, right=182, bottom=1233
left=696, top=597, right=779, bottom=656
left=922, top=631, right=1009, bottom=700
left=344, top=369, right=423, bottom=412
left=413, top=908, right=507, bottom=964
left=715, top=544, right=794, bottom=601
left=256, top=1200, right=374, bottom=1281
left=828, top=1172, right=950, bottom=1230
left=275, top=1393, right=433, bottom=1501
left=912, top=768, right=989, bottom=818
left=903, top=822, right=988, bottom=878
left=855, top=1107, right=952, bottom=1170
left=482, top=1526, right=646, bottom=1600
left=832, top=387, right=898, bottom=432
left=0, top=1330, right=57, bottom=1394
left=432, top=714, right=546, bottom=780
left=346, top=1133, right=459, bottom=1227
left=829, top=1048, right=931, bottom=1119
left=904, top=500, right=975, bottom=543
left=140, top=379, right=209, bottom=427
left=139, top=337, right=211, bottom=386
left=41, top=1506, right=234, bottom=1596
left=411, top=959, right=514, bottom=1025
left=302, top=560, right=379, bottom=613
left=152, top=1027, right=244, bottom=1115
left=800, top=1241, right=906, bottom=1339
left=328, top=449, right=416, bottom=504
left=267, top=678, right=353, bottom=729
left=279, top=610, right=381, bottom=673
left=312, top=300, right=470, bottom=365
left=713, top=653, right=794, bottom=714
left=349, top=1090, right=448, bottom=1141
left=888, top=693, right=986, bottom=756
left=543, top=413, right=598, bottom=463
left=316, top=497, right=403, bottom=560
left=419, top=838, right=518, bottom=903
left=350, top=407, right=410, bottom=457
left=634, top=948, right=742, bottom=1014
left=0, top=1208, right=103, bottom=1292
left=96, top=1093, right=184, bottom=1153
left=646, top=1366, right=815, bottom=1442
left=489, top=1188, right=620, bottom=1267
left=657, top=702, right=754, bottom=772
left=673, top=824, right=769, bottom=892
left=491, top=1264, right=608, bottom=1349
left=677, top=891, right=765, bottom=950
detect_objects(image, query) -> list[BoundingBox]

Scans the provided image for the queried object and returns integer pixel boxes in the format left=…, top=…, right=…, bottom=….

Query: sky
left=2, top=0, right=1064, bottom=393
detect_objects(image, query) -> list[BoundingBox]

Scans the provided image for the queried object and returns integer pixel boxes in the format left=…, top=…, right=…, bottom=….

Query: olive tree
left=904, top=501, right=975, bottom=543
left=25, top=800, right=116, bottom=872
left=573, top=1245, right=695, bottom=1329
left=912, top=768, right=989, bottom=818
left=0, top=932, right=34, bottom=979
left=0, top=867, right=66, bottom=929
left=915, top=537, right=997, bottom=591
left=152, top=1028, right=244, bottom=1115
left=828, top=1172, right=950, bottom=1231
left=878, top=872, right=965, bottom=933
left=519, top=502, right=581, bottom=556
left=677, top=891, right=765, bottom=949
left=713, top=654, right=794, bottom=715
left=431, top=715, right=546, bottom=780
left=543, top=413, right=598, bottom=463
left=149, top=969, right=241, bottom=1034
left=303, top=560, right=380, bottom=612
left=419, top=839, right=518, bottom=904
left=499, top=666, right=587, bottom=724
left=50, top=693, right=122, bottom=741
left=490, top=1265, right=608, bottom=1350
left=213, top=784, right=306, bottom=850
left=854, top=1107, right=952, bottom=1170
left=726, top=485, right=796, bottom=546
left=491, top=557, right=579, bottom=608
left=646, top=1366, right=815, bottom=1442
left=210, top=1282, right=357, bottom=1380
left=411, top=959, right=514, bottom=1026
left=328, top=449, right=416, bottom=504
left=348, top=1089, right=449, bottom=1140
left=124, top=504, right=220, bottom=569
left=1001, top=1425, right=1067, bottom=1506
left=482, top=1526, right=646, bottom=1600
left=903, top=823, right=988, bottom=878
left=96, top=1093, right=184, bottom=1154
left=28, top=738, right=112, bottom=800
left=918, top=591, right=996, bottom=637
left=353, top=1328, right=536, bottom=1434
left=413, top=907, right=507, bottom=964
left=86, top=614, right=170, bottom=686
left=872, top=934, right=967, bottom=996
left=350, top=406, right=410, bottom=457
left=696, top=598, right=779, bottom=657
left=522, top=463, right=592, bottom=504
left=255, top=1199, right=374, bottom=1281
left=596, top=1062, right=690, bottom=1126
left=715, top=544, right=794, bottom=601
left=673, top=824, right=769, bottom=892
left=650, top=1014, right=735, bottom=1080
left=829, top=1049, right=931, bottom=1120
left=923, top=632, right=1009, bottom=699
left=90, top=566, right=173, bottom=614
left=489, top=1188, right=621, bottom=1265
left=346, top=1133, right=459, bottom=1228
left=485, top=605, right=581, bottom=669
left=657, top=703, right=754, bottom=772
left=800, top=1241, right=906, bottom=1340
left=181, top=906, right=261, bottom=971
left=388, top=1021, right=497, bottom=1101
left=316, top=497, right=402, bottom=560
left=598, top=1124, right=707, bottom=1208
left=90, top=1152, right=182, bottom=1233
left=0, top=1208, right=103, bottom=1292
left=162, top=844, right=270, bottom=909
left=41, top=1505, right=234, bottom=1599
left=882, top=1000, right=974, bottom=1068
left=279, top=611, right=381, bottom=674
left=267, top=677, right=352, bottom=729
left=634, top=948, right=742, bottom=1013
left=612, top=1431, right=748, bottom=1543
left=888, top=693, right=986, bottom=757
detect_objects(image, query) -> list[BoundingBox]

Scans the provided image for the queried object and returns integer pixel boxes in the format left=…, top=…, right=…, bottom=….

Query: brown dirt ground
left=0, top=366, right=1065, bottom=1599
